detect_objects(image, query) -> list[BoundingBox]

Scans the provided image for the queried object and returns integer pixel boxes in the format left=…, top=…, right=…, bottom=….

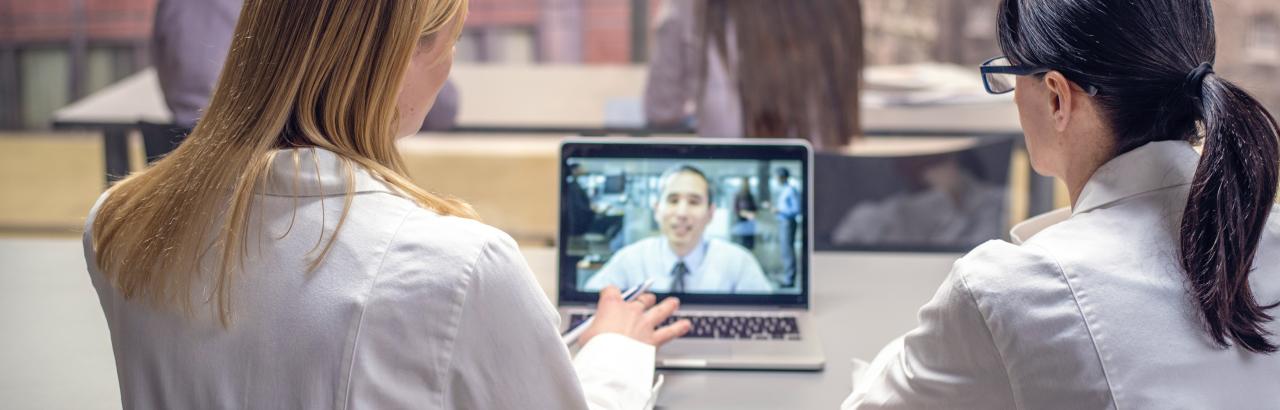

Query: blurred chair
left=814, top=136, right=1017, bottom=253
left=137, top=122, right=192, bottom=164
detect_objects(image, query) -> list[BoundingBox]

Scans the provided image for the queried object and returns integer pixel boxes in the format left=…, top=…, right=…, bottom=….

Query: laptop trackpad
left=659, top=340, right=732, bottom=359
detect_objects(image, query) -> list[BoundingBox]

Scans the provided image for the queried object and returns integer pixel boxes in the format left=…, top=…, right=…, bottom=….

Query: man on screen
left=774, top=167, right=801, bottom=287
left=585, top=165, right=772, bottom=293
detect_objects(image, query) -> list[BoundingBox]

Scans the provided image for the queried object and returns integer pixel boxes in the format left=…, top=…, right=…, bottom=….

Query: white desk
left=0, top=238, right=959, bottom=409
left=519, top=248, right=959, bottom=409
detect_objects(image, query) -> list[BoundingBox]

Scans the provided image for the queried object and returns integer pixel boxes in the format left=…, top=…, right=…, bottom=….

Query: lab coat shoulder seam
left=437, top=230, right=502, bottom=409
left=338, top=205, right=415, bottom=410
left=1025, top=242, right=1121, bottom=409
left=954, top=265, right=1020, bottom=409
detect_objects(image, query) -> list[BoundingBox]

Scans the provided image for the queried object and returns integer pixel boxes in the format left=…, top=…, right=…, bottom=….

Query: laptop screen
left=558, top=139, right=810, bottom=306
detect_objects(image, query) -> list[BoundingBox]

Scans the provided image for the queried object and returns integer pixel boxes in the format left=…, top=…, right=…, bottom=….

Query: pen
left=562, top=278, right=655, bottom=345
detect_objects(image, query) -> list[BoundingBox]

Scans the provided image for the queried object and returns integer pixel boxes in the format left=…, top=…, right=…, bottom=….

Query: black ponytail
left=998, top=0, right=1280, bottom=353
left=1181, top=73, right=1280, bottom=353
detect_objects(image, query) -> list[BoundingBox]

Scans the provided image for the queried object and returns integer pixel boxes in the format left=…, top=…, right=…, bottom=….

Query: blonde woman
left=83, top=0, right=690, bottom=408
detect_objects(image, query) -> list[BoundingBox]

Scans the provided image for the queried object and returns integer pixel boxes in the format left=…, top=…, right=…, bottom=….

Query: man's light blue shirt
left=585, top=237, right=773, bottom=293
left=776, top=184, right=801, bottom=219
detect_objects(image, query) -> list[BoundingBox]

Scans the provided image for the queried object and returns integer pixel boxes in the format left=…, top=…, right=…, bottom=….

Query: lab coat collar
left=258, top=148, right=399, bottom=197
left=1072, top=140, right=1200, bottom=216
left=1010, top=208, right=1070, bottom=245
left=1010, top=140, right=1200, bottom=244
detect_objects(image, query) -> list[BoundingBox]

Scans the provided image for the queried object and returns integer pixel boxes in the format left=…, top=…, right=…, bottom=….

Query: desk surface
left=0, top=238, right=958, bottom=409
left=521, top=247, right=959, bottom=409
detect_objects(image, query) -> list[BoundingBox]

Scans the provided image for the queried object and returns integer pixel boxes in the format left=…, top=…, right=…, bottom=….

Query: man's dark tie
left=670, top=261, right=689, bottom=293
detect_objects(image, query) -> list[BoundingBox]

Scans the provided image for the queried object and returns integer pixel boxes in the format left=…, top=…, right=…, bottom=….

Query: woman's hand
left=578, top=286, right=692, bottom=347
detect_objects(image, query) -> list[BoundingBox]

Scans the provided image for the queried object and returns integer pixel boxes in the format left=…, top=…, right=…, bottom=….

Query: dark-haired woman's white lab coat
left=844, top=141, right=1280, bottom=409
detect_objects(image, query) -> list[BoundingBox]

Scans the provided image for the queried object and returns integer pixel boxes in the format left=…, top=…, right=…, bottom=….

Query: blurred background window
left=1246, top=14, right=1279, bottom=65
left=19, top=48, right=71, bottom=130
left=1, top=0, right=152, bottom=130
left=4, top=0, right=1280, bottom=130
left=456, top=26, right=539, bottom=64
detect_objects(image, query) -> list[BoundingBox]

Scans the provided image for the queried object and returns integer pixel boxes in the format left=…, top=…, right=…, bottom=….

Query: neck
left=1062, top=132, right=1116, bottom=209
left=670, top=239, right=700, bottom=259
left=1065, top=172, right=1090, bottom=210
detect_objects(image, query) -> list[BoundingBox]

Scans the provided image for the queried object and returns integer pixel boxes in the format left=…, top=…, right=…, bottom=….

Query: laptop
left=556, top=137, right=824, bottom=370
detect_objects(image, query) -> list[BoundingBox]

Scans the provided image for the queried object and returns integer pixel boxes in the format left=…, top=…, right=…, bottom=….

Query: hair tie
left=1184, top=62, right=1214, bottom=97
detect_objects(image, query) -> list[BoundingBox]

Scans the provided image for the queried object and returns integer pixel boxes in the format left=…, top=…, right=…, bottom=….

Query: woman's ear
left=1043, top=71, right=1075, bottom=133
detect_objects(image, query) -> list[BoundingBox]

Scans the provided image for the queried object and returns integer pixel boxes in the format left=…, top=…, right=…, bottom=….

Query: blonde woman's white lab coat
left=83, top=148, right=655, bottom=409
left=843, top=141, right=1280, bottom=409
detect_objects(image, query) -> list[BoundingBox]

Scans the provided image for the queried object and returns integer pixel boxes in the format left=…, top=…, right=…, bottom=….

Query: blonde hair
left=90, top=0, right=472, bottom=325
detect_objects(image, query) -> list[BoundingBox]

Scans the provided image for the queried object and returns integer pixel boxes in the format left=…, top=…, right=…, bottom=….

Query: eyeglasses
left=979, top=56, right=1099, bottom=96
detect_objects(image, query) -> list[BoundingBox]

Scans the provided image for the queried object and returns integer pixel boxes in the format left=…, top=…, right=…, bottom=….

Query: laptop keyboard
left=568, top=313, right=801, bottom=340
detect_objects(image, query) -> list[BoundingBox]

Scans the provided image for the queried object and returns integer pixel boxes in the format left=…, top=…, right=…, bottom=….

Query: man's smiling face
left=655, top=171, right=714, bottom=256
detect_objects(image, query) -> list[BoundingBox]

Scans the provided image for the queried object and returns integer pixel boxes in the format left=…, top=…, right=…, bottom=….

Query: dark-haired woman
left=843, top=1, right=1279, bottom=408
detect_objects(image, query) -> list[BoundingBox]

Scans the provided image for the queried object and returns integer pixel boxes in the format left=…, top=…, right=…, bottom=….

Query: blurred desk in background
left=51, top=64, right=1021, bottom=128
left=399, top=135, right=561, bottom=244
left=448, top=64, right=649, bottom=129
left=51, top=62, right=1025, bottom=141
left=50, top=64, right=659, bottom=139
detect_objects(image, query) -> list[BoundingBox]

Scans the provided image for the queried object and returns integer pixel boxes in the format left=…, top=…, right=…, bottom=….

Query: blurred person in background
left=565, top=164, right=598, bottom=236
left=86, top=0, right=689, bottom=408
left=771, top=167, right=801, bottom=287
left=731, top=176, right=758, bottom=250
left=643, top=0, right=863, bottom=151
left=150, top=0, right=459, bottom=160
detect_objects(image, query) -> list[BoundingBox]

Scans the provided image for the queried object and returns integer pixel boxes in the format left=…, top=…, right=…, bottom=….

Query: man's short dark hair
left=776, top=167, right=791, bottom=180
left=659, top=164, right=715, bottom=204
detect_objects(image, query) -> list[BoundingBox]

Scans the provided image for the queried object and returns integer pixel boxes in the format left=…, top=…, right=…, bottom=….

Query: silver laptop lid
left=557, top=138, right=813, bottom=307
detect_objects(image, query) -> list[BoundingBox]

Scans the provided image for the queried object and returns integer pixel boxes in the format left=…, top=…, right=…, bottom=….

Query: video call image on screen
left=564, top=157, right=805, bottom=296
